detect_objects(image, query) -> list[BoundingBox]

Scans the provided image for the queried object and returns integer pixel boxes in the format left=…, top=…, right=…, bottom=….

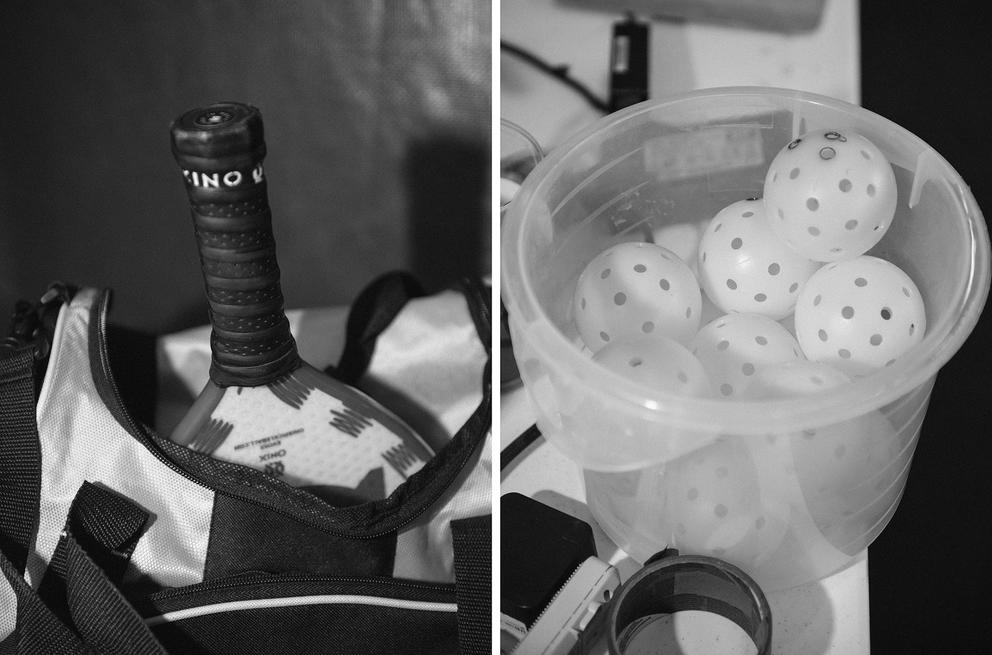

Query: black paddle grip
left=170, top=102, right=299, bottom=386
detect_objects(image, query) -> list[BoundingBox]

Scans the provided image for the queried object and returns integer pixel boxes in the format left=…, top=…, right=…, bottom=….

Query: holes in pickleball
left=807, top=198, right=820, bottom=211
left=839, top=179, right=853, bottom=192
left=778, top=208, right=785, bottom=220
left=720, top=383, right=733, bottom=396
left=808, top=226, right=821, bottom=236
left=634, top=264, right=647, bottom=273
left=813, top=294, right=822, bottom=306
left=909, top=323, right=916, bottom=336
left=702, top=252, right=708, bottom=263
left=790, top=167, right=800, bottom=179
left=855, top=277, right=867, bottom=287
left=716, top=466, right=729, bottom=478
left=845, top=219, right=858, bottom=230
left=818, top=329, right=828, bottom=342
left=726, top=279, right=738, bottom=290
left=731, top=237, right=743, bottom=249
left=600, top=331, right=610, bottom=342
left=755, top=517, right=767, bottom=530
left=642, top=321, right=655, bottom=333
left=685, top=307, right=692, bottom=319
left=838, top=348, right=852, bottom=359
left=714, top=504, right=729, bottom=518
left=717, top=340, right=730, bottom=351
left=842, top=306, right=855, bottom=319
left=678, top=370, right=689, bottom=383
left=789, top=282, right=799, bottom=293
left=580, top=298, right=586, bottom=310
left=755, top=336, right=768, bottom=346
left=628, top=357, right=643, bottom=368
left=687, top=488, right=699, bottom=501
left=902, top=286, right=911, bottom=297
left=742, top=363, right=755, bottom=376
left=880, top=307, right=892, bottom=320
left=659, top=279, right=670, bottom=291
left=614, top=292, right=627, bottom=306
left=601, top=268, right=611, bottom=279
left=861, top=150, right=871, bottom=159
left=743, top=211, right=754, bottom=217
left=754, top=293, right=767, bottom=303
left=768, top=262, right=781, bottom=275
left=714, top=223, right=724, bottom=232
left=870, top=334, right=883, bottom=346
left=811, top=376, right=824, bottom=385
left=867, top=184, right=877, bottom=197
left=819, top=146, right=836, bottom=160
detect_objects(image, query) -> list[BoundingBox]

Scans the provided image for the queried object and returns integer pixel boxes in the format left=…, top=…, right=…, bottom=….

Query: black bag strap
left=0, top=548, right=92, bottom=655
left=0, top=347, right=43, bottom=575
left=327, top=271, right=427, bottom=384
left=328, top=271, right=492, bottom=382
left=34, top=482, right=164, bottom=655
left=451, top=515, right=491, bottom=655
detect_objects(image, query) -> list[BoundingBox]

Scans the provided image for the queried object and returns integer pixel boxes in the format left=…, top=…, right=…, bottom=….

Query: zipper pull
left=1, top=282, right=75, bottom=359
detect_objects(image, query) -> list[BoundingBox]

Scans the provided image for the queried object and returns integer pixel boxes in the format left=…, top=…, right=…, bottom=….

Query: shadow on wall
left=406, top=133, right=490, bottom=292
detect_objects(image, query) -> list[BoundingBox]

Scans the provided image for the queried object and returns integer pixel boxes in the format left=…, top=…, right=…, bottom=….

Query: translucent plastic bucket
left=501, top=87, right=990, bottom=589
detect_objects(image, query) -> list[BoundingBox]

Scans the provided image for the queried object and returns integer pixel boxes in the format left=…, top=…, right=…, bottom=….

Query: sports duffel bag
left=0, top=272, right=491, bottom=654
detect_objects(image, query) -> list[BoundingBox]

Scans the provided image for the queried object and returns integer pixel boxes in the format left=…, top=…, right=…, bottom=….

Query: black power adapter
left=609, top=15, right=650, bottom=112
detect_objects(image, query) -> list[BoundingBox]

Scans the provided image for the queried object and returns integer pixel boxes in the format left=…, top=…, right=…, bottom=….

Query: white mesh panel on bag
left=28, top=289, right=214, bottom=589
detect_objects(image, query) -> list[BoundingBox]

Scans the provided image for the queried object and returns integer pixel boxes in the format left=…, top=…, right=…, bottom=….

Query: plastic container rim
left=502, top=86, right=991, bottom=435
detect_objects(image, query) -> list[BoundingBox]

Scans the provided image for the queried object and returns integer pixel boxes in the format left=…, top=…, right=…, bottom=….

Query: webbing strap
left=0, top=547, right=90, bottom=655
left=451, top=515, right=491, bottom=655
left=328, top=271, right=427, bottom=384
left=37, top=483, right=163, bottom=655
left=0, top=348, right=43, bottom=575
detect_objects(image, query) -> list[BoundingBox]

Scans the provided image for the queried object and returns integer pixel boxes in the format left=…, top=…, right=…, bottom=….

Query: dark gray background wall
left=0, top=1, right=491, bottom=334
left=860, top=4, right=992, bottom=652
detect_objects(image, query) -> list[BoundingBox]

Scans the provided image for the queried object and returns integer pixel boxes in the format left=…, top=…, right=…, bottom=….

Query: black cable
left=500, top=423, right=544, bottom=471
left=500, top=40, right=610, bottom=114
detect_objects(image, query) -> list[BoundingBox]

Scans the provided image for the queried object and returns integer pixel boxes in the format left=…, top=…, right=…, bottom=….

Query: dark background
left=0, top=2, right=490, bottom=335
left=861, top=3, right=992, bottom=653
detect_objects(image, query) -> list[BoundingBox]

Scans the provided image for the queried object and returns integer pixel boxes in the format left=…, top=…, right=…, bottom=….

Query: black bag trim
left=0, top=347, right=43, bottom=575
left=87, top=275, right=491, bottom=539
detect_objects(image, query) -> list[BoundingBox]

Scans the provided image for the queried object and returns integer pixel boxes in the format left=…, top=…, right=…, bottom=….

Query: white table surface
left=500, top=3, right=868, bottom=652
